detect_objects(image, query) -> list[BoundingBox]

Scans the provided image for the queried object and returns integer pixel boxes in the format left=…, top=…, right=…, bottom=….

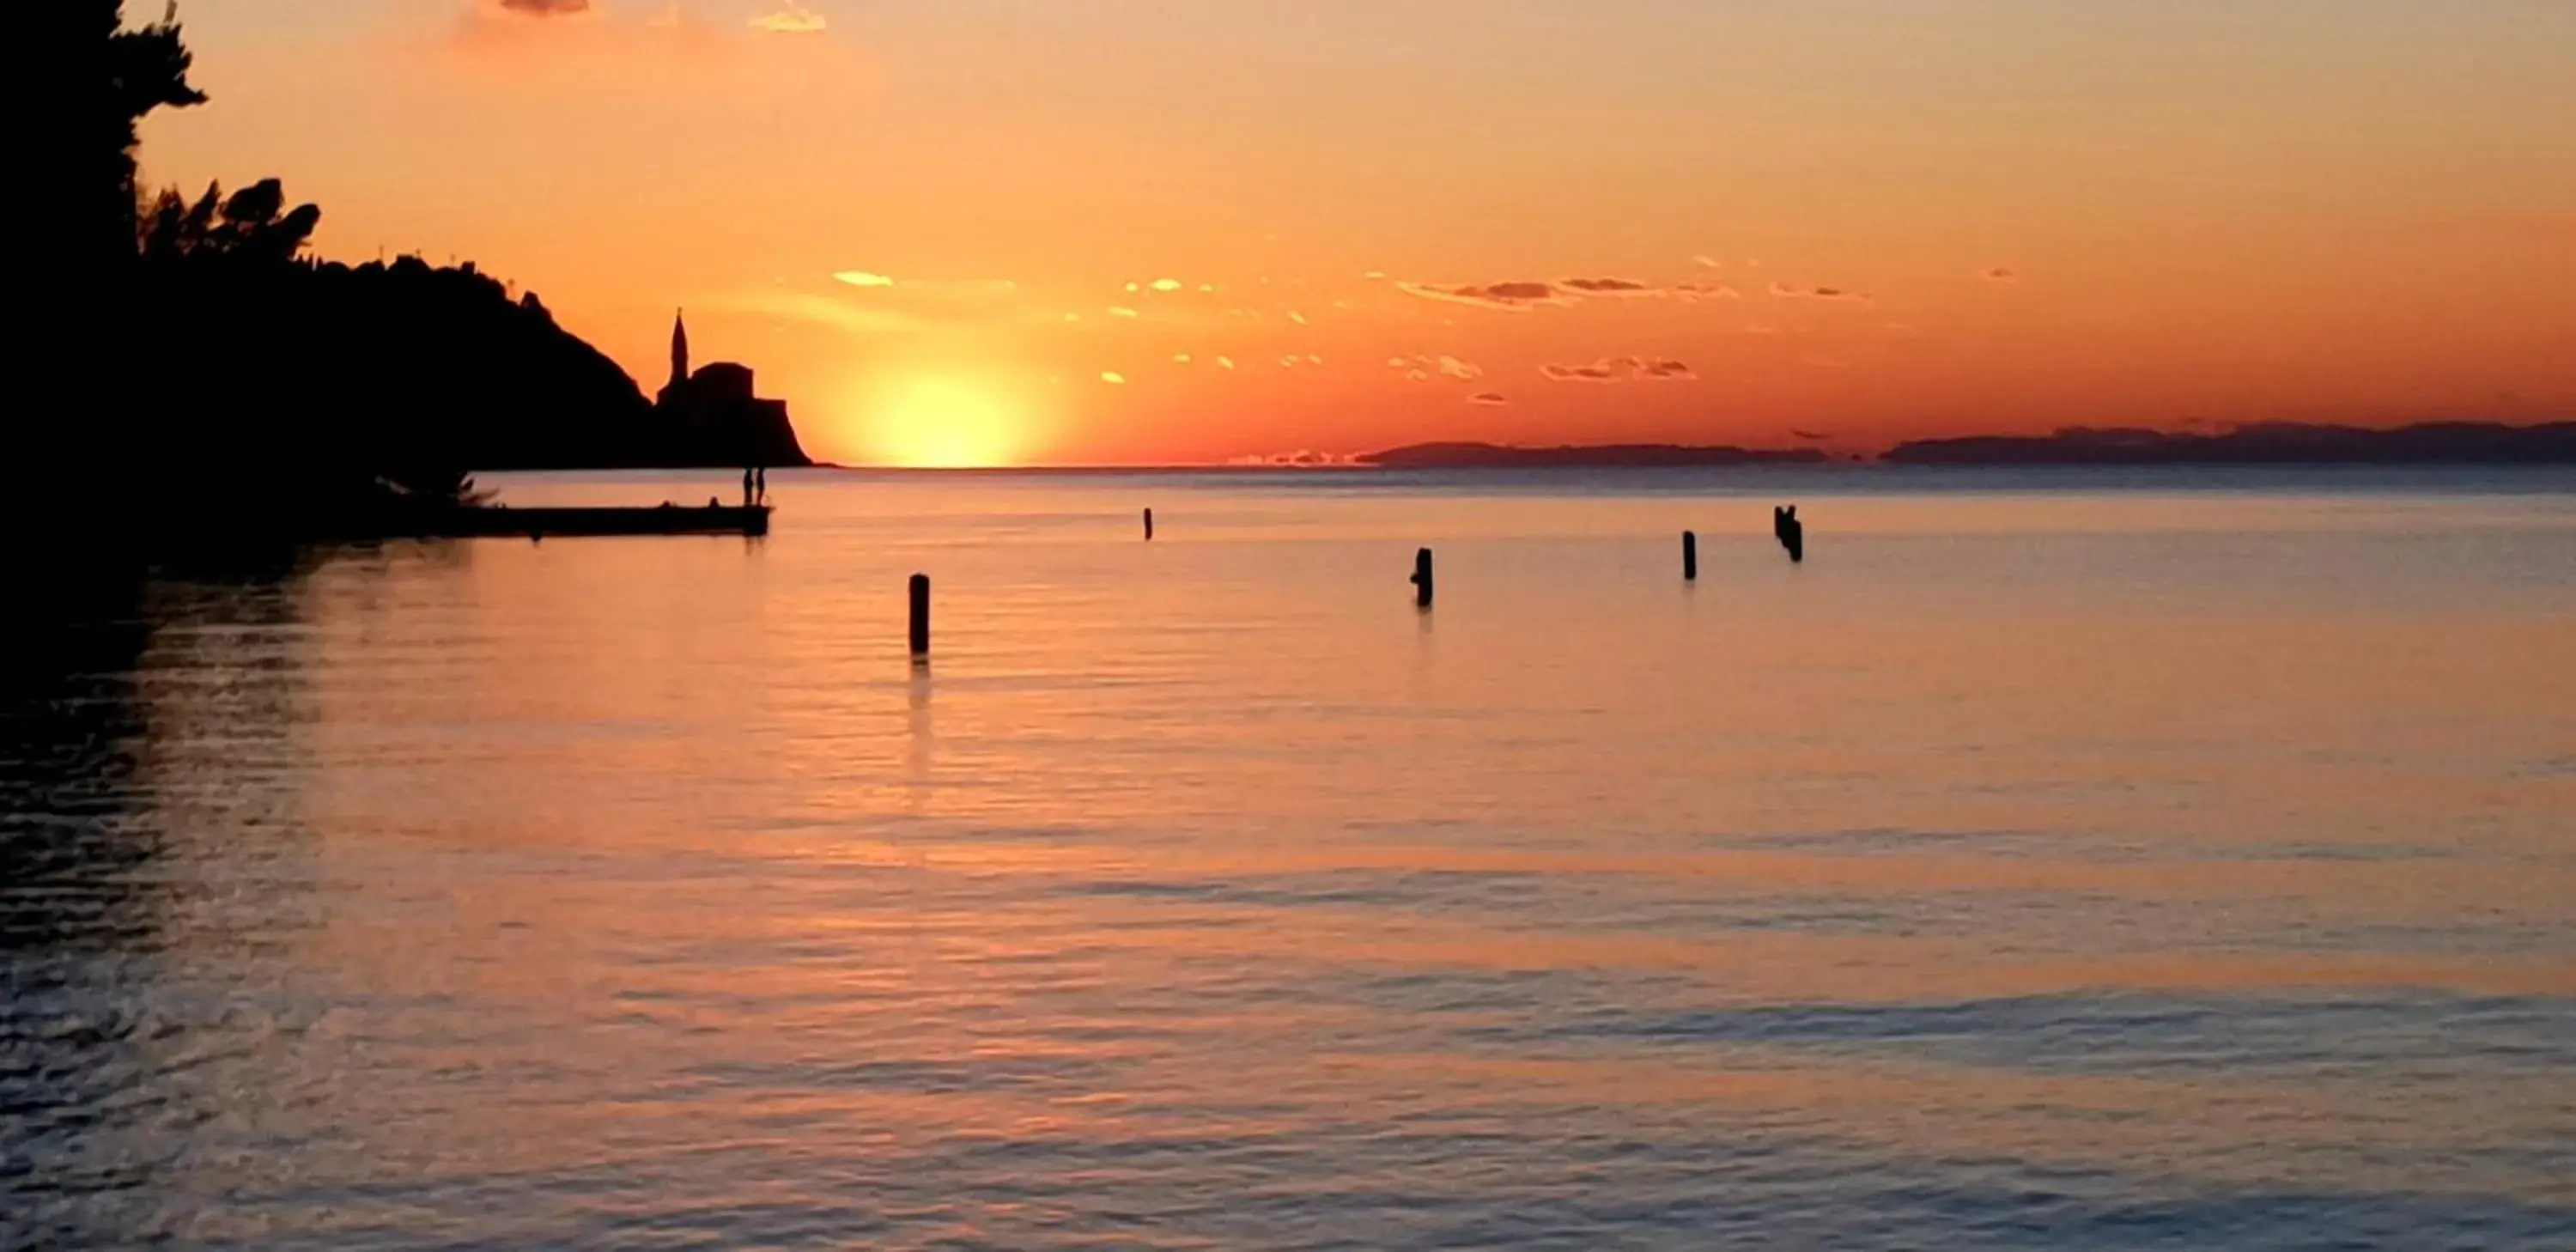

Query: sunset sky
left=142, top=0, right=2576, bottom=465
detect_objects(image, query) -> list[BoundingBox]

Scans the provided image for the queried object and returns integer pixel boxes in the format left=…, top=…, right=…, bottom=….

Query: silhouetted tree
left=139, top=179, right=322, bottom=264
left=14, top=3, right=805, bottom=554
left=94, top=2, right=206, bottom=271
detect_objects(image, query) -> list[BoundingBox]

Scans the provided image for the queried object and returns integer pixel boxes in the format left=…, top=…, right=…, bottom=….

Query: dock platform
left=407, top=503, right=770, bottom=538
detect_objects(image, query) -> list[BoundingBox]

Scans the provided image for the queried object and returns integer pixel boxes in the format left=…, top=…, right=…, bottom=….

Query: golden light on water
left=860, top=375, right=1042, bottom=468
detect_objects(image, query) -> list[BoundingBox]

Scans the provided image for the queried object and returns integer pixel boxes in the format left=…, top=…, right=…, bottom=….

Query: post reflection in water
left=3, top=469, right=2574, bottom=1249
left=907, top=666, right=933, bottom=800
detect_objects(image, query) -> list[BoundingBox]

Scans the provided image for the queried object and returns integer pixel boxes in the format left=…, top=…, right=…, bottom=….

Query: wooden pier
left=384, top=503, right=770, bottom=539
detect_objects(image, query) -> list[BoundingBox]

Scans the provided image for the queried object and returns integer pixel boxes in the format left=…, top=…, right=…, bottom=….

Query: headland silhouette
left=14, top=3, right=811, bottom=554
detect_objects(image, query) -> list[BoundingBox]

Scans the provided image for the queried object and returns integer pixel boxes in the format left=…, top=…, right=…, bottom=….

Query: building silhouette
left=654, top=310, right=809, bottom=468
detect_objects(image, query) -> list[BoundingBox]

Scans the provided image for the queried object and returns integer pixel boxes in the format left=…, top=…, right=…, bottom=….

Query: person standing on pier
left=756, top=466, right=768, bottom=504
left=742, top=467, right=755, bottom=506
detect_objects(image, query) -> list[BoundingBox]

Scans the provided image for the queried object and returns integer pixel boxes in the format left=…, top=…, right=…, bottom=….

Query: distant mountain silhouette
left=1364, top=441, right=1832, bottom=468
left=1886, top=422, right=2576, bottom=465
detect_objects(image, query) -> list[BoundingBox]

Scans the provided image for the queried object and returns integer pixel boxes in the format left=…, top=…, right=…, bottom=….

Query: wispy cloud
left=1541, top=356, right=1694, bottom=382
left=1769, top=283, right=1874, bottom=304
left=1397, top=280, right=1566, bottom=310
left=832, top=272, right=1014, bottom=296
left=1559, top=277, right=1656, bottom=295
left=1100, top=371, right=1126, bottom=385
left=1984, top=267, right=2018, bottom=282
left=1398, top=272, right=1794, bottom=310
left=728, top=291, right=929, bottom=335
left=735, top=275, right=1022, bottom=335
left=1674, top=280, right=1740, bottom=301
left=1468, top=392, right=1510, bottom=406
left=1387, top=354, right=1484, bottom=380
left=444, top=1, right=869, bottom=96
left=749, top=1, right=827, bottom=33
left=1397, top=276, right=1680, bottom=308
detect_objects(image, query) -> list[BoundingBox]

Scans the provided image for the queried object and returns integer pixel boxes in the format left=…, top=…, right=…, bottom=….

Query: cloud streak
left=1769, top=282, right=1874, bottom=304
left=1400, top=273, right=1756, bottom=308
left=1387, top=354, right=1484, bottom=380
left=729, top=291, right=929, bottom=335
left=1398, top=280, right=1566, bottom=310
left=1674, top=279, right=1740, bottom=301
left=749, top=2, right=827, bottom=33
left=1558, top=277, right=1656, bottom=295
left=1541, top=356, right=1695, bottom=382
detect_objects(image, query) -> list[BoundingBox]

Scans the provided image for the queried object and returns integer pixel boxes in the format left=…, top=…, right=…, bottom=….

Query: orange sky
left=141, top=1, right=2576, bottom=465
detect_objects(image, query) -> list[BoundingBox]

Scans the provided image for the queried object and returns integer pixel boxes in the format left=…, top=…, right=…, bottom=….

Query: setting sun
left=861, top=376, right=1042, bottom=468
left=34, top=4, right=2576, bottom=1247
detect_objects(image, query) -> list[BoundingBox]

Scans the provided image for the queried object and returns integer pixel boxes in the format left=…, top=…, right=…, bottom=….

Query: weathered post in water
left=908, top=574, right=931, bottom=657
left=1772, top=505, right=1805, bottom=563
left=1683, top=530, right=1698, bottom=580
left=1144, top=507, right=1155, bottom=540
left=1411, top=548, right=1436, bottom=608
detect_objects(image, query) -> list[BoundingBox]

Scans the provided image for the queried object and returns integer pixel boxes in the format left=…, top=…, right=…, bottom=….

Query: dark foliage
left=12, top=3, right=806, bottom=552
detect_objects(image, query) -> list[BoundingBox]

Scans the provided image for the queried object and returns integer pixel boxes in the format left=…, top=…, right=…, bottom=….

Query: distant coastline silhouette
left=1885, top=422, right=2576, bottom=465
left=1365, top=441, right=1831, bottom=469
left=1361, top=426, right=2573, bottom=471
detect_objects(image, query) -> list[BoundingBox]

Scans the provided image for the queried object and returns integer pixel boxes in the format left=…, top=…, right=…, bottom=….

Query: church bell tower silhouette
left=668, top=309, right=690, bottom=392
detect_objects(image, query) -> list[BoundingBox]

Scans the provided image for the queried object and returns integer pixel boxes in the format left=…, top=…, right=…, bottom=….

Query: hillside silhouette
left=12, top=3, right=806, bottom=550
left=132, top=204, right=809, bottom=477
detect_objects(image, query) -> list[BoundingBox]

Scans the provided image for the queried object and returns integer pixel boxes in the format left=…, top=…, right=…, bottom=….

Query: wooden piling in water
left=908, top=574, right=931, bottom=656
left=1683, top=530, right=1698, bottom=580
left=1773, top=505, right=1806, bottom=563
left=1411, top=548, right=1435, bottom=608
left=1144, top=507, right=1155, bottom=540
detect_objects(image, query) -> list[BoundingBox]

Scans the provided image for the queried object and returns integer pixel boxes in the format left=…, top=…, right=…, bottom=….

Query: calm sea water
left=6, top=467, right=2574, bottom=1249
